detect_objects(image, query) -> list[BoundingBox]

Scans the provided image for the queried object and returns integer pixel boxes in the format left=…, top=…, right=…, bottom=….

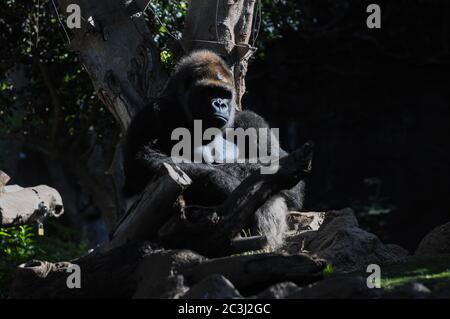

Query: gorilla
left=123, top=50, right=304, bottom=249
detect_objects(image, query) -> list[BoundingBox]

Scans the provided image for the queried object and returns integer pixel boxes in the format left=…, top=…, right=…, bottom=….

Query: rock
left=432, top=281, right=450, bottom=298
left=386, top=244, right=410, bottom=257
left=415, top=222, right=450, bottom=256
left=289, top=208, right=408, bottom=272
left=288, top=276, right=381, bottom=299
left=256, top=282, right=301, bottom=299
left=383, top=282, right=431, bottom=299
left=182, top=275, right=242, bottom=299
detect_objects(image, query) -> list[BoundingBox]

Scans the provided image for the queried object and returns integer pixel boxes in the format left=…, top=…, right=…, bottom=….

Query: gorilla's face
left=184, top=85, right=233, bottom=129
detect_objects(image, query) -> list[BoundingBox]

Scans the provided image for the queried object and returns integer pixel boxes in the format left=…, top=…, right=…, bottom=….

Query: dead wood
left=0, top=170, right=64, bottom=227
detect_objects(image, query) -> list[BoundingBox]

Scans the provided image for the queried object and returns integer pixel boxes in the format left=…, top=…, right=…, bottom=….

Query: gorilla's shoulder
left=233, top=110, right=270, bottom=130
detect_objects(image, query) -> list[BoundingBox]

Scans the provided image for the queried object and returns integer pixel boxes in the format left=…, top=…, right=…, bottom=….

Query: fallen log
left=0, top=170, right=64, bottom=227
left=108, top=163, right=192, bottom=249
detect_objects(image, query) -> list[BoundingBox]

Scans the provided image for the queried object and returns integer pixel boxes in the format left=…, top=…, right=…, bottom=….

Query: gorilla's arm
left=232, top=110, right=288, bottom=158
left=233, top=110, right=304, bottom=210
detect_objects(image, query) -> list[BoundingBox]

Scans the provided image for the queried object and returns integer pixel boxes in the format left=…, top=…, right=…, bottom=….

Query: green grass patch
left=336, top=255, right=450, bottom=290
left=378, top=255, right=450, bottom=290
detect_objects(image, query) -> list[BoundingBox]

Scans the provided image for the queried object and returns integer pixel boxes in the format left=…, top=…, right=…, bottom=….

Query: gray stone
left=415, top=222, right=450, bottom=257
left=383, top=282, right=431, bottom=299
left=432, top=281, right=450, bottom=298
left=291, top=208, right=408, bottom=272
left=288, top=276, right=381, bottom=299
left=182, top=274, right=242, bottom=299
left=256, top=282, right=301, bottom=299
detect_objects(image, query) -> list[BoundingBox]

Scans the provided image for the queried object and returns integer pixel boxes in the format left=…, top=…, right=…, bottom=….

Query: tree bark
left=57, top=0, right=167, bottom=131
left=182, top=0, right=257, bottom=109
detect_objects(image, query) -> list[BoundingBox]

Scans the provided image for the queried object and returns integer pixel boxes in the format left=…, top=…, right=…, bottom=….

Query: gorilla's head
left=163, top=50, right=236, bottom=130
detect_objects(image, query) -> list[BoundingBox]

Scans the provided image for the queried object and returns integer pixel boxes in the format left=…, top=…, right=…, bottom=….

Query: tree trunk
left=57, top=0, right=167, bottom=131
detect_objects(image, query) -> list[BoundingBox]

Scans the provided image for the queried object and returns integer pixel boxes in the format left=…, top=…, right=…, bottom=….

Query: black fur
left=123, top=50, right=303, bottom=211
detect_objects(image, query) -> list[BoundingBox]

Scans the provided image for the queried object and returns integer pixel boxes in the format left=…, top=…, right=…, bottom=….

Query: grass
left=335, top=255, right=450, bottom=290
left=378, top=255, right=450, bottom=290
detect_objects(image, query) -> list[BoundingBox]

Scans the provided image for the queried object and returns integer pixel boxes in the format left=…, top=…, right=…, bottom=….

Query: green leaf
left=323, top=263, right=334, bottom=276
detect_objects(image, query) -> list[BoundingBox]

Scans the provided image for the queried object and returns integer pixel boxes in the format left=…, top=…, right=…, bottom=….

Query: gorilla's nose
left=212, top=98, right=229, bottom=113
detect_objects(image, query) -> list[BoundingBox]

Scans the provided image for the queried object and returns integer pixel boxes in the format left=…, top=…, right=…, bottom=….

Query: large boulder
left=415, top=222, right=450, bottom=256
left=286, top=208, right=408, bottom=272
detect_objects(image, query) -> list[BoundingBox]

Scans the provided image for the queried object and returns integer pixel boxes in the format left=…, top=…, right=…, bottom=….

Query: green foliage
left=0, top=1, right=117, bottom=148
left=0, top=225, right=36, bottom=298
left=160, top=49, right=174, bottom=66
left=382, top=269, right=450, bottom=290
left=142, top=0, right=188, bottom=46
left=0, top=226, right=36, bottom=262
left=323, top=263, right=334, bottom=277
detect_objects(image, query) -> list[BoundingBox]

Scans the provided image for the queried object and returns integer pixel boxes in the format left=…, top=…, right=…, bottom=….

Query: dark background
left=243, top=1, right=450, bottom=250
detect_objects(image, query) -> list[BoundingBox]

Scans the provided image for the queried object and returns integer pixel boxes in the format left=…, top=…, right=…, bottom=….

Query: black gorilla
left=123, top=50, right=305, bottom=249
left=123, top=50, right=288, bottom=196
